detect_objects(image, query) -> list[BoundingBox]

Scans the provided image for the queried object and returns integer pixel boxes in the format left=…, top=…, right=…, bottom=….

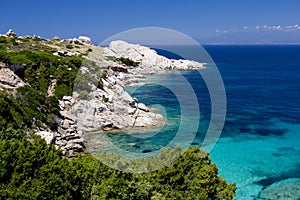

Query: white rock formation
left=55, top=96, right=85, bottom=157
left=70, top=38, right=83, bottom=45
left=103, top=40, right=205, bottom=73
left=6, top=29, right=16, bottom=37
left=47, top=79, right=57, bottom=96
left=53, top=51, right=80, bottom=57
left=73, top=74, right=164, bottom=132
left=0, top=63, right=24, bottom=92
left=69, top=41, right=206, bottom=132
left=35, top=131, right=55, bottom=145
left=78, top=36, right=92, bottom=44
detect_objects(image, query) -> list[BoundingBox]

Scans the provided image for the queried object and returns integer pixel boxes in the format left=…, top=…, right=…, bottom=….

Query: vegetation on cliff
left=0, top=36, right=83, bottom=134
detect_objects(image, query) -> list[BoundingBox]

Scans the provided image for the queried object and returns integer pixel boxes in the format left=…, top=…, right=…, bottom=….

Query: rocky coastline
left=1, top=30, right=205, bottom=157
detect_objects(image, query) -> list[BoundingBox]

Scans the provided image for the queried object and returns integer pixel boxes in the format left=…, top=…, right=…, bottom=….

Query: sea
left=85, top=45, right=300, bottom=199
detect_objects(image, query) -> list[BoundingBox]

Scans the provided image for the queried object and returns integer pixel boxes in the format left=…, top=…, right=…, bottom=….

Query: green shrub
left=54, top=83, right=72, bottom=100
left=100, top=70, right=107, bottom=79
left=115, top=57, right=140, bottom=67
left=46, top=113, right=57, bottom=130
left=0, top=36, right=7, bottom=44
left=66, top=44, right=73, bottom=49
left=102, top=95, right=109, bottom=102
left=74, top=71, right=96, bottom=93
left=105, top=56, right=116, bottom=61
left=97, top=79, right=103, bottom=89
left=96, top=70, right=108, bottom=89
left=78, top=90, right=89, bottom=100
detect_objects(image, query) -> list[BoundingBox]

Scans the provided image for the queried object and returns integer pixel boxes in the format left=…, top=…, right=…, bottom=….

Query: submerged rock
left=259, top=178, right=300, bottom=200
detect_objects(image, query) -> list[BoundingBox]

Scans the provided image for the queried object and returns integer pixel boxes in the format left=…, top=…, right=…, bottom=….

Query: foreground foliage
left=0, top=135, right=236, bottom=199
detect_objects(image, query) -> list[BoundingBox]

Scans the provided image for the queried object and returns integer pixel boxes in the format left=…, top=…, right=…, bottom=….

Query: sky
left=1, top=0, right=300, bottom=44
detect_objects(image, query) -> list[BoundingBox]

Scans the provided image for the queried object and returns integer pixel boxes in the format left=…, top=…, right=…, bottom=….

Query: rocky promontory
left=40, top=39, right=206, bottom=156
left=0, top=30, right=205, bottom=157
left=71, top=40, right=205, bottom=132
left=104, top=40, right=205, bottom=81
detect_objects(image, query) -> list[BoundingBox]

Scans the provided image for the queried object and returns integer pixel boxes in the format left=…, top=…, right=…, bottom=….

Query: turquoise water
left=86, top=45, right=300, bottom=199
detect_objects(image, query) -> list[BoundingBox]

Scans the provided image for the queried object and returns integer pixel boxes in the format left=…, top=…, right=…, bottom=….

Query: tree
left=148, top=147, right=237, bottom=199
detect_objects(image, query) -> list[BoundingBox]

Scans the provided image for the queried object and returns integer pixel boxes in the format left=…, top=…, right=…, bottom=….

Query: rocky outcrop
left=49, top=84, right=164, bottom=156
left=54, top=96, right=85, bottom=157
left=35, top=96, right=85, bottom=158
left=6, top=29, right=17, bottom=38
left=0, top=62, right=24, bottom=92
left=47, top=79, right=57, bottom=96
left=72, top=74, right=164, bottom=132
left=78, top=36, right=92, bottom=45
left=35, top=131, right=55, bottom=145
left=69, top=36, right=93, bottom=46
left=53, top=50, right=80, bottom=57
left=69, top=41, right=206, bottom=133
left=103, top=40, right=205, bottom=73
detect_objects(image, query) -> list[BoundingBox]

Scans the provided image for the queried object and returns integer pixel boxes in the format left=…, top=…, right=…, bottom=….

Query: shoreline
left=4, top=36, right=206, bottom=157
left=72, top=40, right=205, bottom=133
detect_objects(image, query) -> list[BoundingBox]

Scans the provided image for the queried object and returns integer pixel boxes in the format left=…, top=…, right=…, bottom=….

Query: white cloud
left=214, top=24, right=300, bottom=35
left=275, top=25, right=282, bottom=30
left=259, top=24, right=300, bottom=32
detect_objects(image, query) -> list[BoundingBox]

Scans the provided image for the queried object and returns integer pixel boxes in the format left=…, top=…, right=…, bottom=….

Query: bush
left=0, top=36, right=7, bottom=44
left=78, top=90, right=89, bottom=100
left=102, top=95, right=109, bottom=102
left=46, top=113, right=57, bottom=130
left=54, top=83, right=72, bottom=99
left=97, top=70, right=107, bottom=89
left=115, top=57, right=140, bottom=67
left=66, top=44, right=73, bottom=49
left=97, top=79, right=104, bottom=89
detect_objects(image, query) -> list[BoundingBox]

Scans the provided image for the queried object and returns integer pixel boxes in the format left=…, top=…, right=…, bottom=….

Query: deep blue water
left=86, top=45, right=300, bottom=199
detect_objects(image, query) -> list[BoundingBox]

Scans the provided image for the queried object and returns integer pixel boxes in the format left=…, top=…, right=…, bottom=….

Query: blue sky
left=1, top=0, right=300, bottom=44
